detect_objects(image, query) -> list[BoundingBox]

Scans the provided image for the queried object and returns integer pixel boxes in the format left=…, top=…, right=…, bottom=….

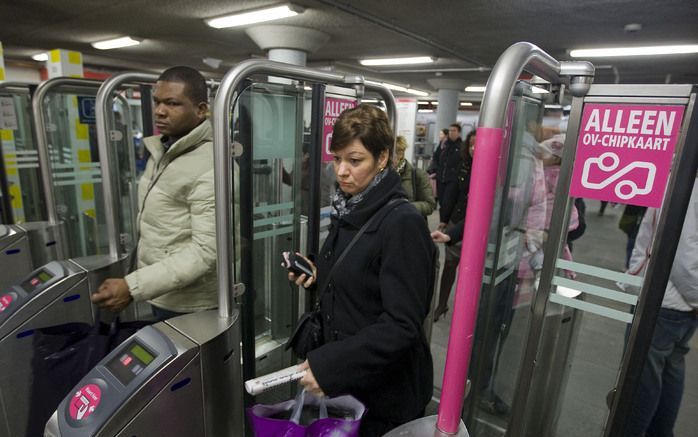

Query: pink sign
left=322, top=97, right=357, bottom=162
left=570, top=103, right=685, bottom=208
left=69, top=383, right=102, bottom=421
left=0, top=294, right=13, bottom=312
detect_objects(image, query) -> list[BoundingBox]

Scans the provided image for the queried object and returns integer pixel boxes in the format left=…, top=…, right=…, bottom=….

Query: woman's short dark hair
left=330, top=104, right=394, bottom=161
left=158, top=66, right=208, bottom=104
left=441, top=128, right=449, bottom=137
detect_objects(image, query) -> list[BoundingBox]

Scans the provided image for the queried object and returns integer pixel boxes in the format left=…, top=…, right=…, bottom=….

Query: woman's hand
left=431, top=230, right=451, bottom=244
left=286, top=253, right=317, bottom=288
left=299, top=360, right=325, bottom=396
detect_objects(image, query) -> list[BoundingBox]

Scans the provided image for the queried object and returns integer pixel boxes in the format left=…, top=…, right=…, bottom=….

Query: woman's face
left=439, top=131, right=446, bottom=141
left=396, top=147, right=406, bottom=162
left=469, top=136, right=476, bottom=157
left=332, top=139, right=388, bottom=196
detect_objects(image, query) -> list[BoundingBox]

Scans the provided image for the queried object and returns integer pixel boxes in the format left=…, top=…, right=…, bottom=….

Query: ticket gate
left=0, top=222, right=64, bottom=291
left=0, top=254, right=129, bottom=437
left=0, top=224, right=32, bottom=289
left=44, top=310, right=243, bottom=436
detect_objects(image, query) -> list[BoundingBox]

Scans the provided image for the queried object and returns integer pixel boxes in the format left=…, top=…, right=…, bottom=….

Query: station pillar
left=427, top=78, right=468, bottom=143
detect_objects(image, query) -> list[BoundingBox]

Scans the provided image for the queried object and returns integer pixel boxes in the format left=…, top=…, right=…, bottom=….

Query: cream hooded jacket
left=124, top=120, right=217, bottom=312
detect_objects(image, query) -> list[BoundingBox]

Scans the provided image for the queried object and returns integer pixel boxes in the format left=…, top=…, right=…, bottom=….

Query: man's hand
left=431, top=230, right=452, bottom=244
left=91, top=278, right=133, bottom=313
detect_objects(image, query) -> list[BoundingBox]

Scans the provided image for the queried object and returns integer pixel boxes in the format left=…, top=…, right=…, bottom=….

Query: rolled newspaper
left=244, top=364, right=307, bottom=395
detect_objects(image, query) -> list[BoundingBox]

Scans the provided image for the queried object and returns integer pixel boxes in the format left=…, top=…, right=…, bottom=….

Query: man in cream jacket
left=92, top=66, right=217, bottom=320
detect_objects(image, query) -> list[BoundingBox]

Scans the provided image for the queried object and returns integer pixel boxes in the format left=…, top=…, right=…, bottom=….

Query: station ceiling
left=1, top=0, right=697, bottom=99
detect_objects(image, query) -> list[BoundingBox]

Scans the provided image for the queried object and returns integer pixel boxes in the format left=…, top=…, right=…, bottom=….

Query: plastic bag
left=247, top=389, right=366, bottom=437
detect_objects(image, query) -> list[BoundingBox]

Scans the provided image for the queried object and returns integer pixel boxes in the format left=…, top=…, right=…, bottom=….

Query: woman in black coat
left=289, top=104, right=436, bottom=436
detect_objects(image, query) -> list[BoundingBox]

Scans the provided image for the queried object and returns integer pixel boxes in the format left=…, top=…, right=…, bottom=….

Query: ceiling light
left=366, top=80, right=430, bottom=97
left=465, top=86, right=486, bottom=92
left=205, top=4, right=303, bottom=29
left=91, top=36, right=141, bottom=50
left=418, top=109, right=434, bottom=113
left=359, top=56, right=434, bottom=66
left=570, top=44, right=698, bottom=58
left=460, top=102, right=473, bottom=107
left=545, top=104, right=562, bottom=109
left=405, top=88, right=430, bottom=97
left=361, top=99, right=379, bottom=103
left=531, top=86, right=549, bottom=94
left=303, top=86, right=312, bottom=91
left=32, top=53, right=48, bottom=62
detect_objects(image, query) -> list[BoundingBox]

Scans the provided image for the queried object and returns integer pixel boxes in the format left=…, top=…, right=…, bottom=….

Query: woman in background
left=395, top=135, right=436, bottom=218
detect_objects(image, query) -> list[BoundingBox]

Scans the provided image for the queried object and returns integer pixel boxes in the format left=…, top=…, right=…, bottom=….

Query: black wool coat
left=307, top=169, right=436, bottom=426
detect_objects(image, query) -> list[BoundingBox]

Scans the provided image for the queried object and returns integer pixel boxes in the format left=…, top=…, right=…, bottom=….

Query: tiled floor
left=426, top=200, right=697, bottom=436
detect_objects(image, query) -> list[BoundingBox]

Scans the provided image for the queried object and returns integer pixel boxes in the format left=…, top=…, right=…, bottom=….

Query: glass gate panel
left=465, top=89, right=556, bottom=436
left=42, top=88, right=106, bottom=258
left=512, top=90, right=696, bottom=437
left=111, top=92, right=143, bottom=253
left=232, top=82, right=304, bottom=402
left=0, top=88, right=44, bottom=223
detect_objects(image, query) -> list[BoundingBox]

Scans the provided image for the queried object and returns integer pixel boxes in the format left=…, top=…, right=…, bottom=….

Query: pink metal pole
left=436, top=126, right=504, bottom=433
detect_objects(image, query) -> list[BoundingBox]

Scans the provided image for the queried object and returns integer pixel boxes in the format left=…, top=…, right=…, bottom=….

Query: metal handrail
left=213, top=59, right=397, bottom=318
left=31, top=77, right=102, bottom=226
left=95, top=72, right=158, bottom=259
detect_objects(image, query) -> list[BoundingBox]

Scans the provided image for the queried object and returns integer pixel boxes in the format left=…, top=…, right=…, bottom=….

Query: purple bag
left=247, top=389, right=366, bottom=437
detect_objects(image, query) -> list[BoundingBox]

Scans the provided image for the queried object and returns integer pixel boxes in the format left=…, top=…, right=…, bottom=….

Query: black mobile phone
left=282, top=252, right=314, bottom=277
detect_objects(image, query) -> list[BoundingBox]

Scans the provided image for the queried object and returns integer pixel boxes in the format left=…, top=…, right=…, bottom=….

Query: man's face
left=448, top=126, right=460, bottom=142
left=153, top=81, right=206, bottom=138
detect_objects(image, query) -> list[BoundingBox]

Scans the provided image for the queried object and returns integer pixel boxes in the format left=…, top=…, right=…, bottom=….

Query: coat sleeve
left=125, top=168, right=217, bottom=301
left=410, top=168, right=436, bottom=216
left=307, top=210, right=434, bottom=394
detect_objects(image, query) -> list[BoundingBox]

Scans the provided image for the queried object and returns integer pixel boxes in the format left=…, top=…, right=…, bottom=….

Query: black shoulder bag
left=285, top=198, right=406, bottom=359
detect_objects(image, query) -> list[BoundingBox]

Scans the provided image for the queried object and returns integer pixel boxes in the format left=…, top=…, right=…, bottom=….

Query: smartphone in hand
left=281, top=252, right=314, bottom=278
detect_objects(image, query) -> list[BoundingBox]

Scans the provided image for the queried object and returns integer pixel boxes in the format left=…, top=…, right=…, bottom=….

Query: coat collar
left=335, top=168, right=408, bottom=230
left=143, top=119, right=212, bottom=164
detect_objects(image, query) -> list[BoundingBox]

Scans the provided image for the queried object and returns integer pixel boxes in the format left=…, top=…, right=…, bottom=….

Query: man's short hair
left=158, top=66, right=208, bottom=104
left=450, top=123, right=462, bottom=132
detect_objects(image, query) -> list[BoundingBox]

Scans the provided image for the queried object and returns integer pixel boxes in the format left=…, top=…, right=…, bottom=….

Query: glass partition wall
left=0, top=86, right=44, bottom=224
left=39, top=84, right=140, bottom=259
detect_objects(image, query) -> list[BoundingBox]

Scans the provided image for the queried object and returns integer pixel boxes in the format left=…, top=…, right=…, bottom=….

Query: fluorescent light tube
left=460, top=102, right=473, bottom=107
left=206, top=4, right=302, bottom=29
left=32, top=53, right=48, bottom=61
left=531, top=86, right=549, bottom=94
left=366, top=80, right=430, bottom=97
left=91, top=37, right=141, bottom=50
left=418, top=109, right=434, bottom=113
left=465, top=86, right=486, bottom=92
left=359, top=56, right=434, bottom=66
left=570, top=44, right=698, bottom=58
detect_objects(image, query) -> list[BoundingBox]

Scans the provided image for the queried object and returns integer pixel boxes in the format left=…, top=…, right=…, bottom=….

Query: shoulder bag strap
left=314, top=198, right=407, bottom=308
